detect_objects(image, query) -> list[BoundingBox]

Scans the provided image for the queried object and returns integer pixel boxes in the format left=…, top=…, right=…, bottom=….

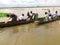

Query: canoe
left=0, top=19, right=34, bottom=28
left=37, top=15, right=60, bottom=25
left=0, top=16, right=60, bottom=28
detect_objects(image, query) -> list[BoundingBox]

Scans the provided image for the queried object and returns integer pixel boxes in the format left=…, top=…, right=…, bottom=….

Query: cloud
left=0, top=0, right=60, bottom=7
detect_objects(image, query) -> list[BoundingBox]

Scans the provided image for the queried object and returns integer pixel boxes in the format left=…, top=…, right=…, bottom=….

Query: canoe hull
left=0, top=20, right=34, bottom=28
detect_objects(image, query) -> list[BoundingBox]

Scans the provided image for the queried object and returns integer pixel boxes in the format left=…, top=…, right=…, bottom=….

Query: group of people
left=5, top=11, right=35, bottom=23
left=45, top=10, right=58, bottom=21
left=18, top=11, right=34, bottom=21
left=4, top=10, right=59, bottom=23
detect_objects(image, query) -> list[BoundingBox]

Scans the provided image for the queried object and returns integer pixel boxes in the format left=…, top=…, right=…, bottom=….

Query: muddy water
left=0, top=21, right=60, bottom=45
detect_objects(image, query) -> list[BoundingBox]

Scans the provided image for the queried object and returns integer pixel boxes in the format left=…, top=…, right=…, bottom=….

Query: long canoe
left=37, top=15, right=60, bottom=25
left=0, top=16, right=60, bottom=28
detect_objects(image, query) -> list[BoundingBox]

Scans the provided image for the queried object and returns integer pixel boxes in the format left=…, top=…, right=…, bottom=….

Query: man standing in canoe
left=26, top=11, right=35, bottom=21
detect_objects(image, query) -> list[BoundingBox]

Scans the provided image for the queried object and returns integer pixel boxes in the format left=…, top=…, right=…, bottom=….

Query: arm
left=5, top=17, right=11, bottom=23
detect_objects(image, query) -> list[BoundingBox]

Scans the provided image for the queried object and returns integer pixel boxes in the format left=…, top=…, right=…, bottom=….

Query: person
left=48, top=10, right=53, bottom=20
left=34, top=13, right=38, bottom=21
left=5, top=13, right=17, bottom=24
left=27, top=12, right=30, bottom=18
left=18, top=14, right=25, bottom=23
left=29, top=11, right=33, bottom=20
left=30, top=11, right=34, bottom=18
left=45, top=11, right=52, bottom=21
left=26, top=11, right=34, bottom=21
left=52, top=11, right=58, bottom=17
left=55, top=11, right=58, bottom=16
left=47, top=10, right=52, bottom=16
left=45, top=12, right=49, bottom=21
left=10, top=13, right=17, bottom=23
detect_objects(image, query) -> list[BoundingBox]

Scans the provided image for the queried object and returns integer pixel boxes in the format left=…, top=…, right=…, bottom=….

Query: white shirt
left=47, top=12, right=52, bottom=16
left=19, top=15, right=24, bottom=20
left=53, top=13, right=58, bottom=17
left=29, top=13, right=33, bottom=16
left=55, top=13, right=58, bottom=16
left=49, top=16, right=52, bottom=20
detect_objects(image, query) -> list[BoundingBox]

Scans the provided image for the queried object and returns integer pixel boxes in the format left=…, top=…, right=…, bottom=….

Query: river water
left=0, top=20, right=60, bottom=45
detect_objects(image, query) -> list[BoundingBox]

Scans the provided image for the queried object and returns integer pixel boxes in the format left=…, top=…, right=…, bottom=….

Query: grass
left=0, top=13, right=8, bottom=17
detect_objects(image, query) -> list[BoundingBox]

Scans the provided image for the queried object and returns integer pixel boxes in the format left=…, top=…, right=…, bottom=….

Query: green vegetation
left=34, top=13, right=38, bottom=21
left=43, top=17, right=48, bottom=22
left=0, top=13, right=8, bottom=17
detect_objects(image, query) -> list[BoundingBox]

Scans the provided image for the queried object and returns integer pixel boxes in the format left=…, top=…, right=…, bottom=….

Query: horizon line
left=0, top=6, right=60, bottom=8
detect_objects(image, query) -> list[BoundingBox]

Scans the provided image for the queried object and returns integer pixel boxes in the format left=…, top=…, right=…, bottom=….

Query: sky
left=0, top=0, right=60, bottom=7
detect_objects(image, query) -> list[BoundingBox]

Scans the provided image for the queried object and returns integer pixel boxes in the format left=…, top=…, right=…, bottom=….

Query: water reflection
left=12, top=26, right=19, bottom=33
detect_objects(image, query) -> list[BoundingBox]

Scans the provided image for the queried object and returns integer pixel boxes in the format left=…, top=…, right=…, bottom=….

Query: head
left=48, top=10, right=50, bottom=12
left=55, top=11, right=58, bottom=13
left=22, top=14, right=24, bottom=16
left=6, top=14, right=10, bottom=17
left=45, top=12, right=47, bottom=15
left=30, top=11, right=33, bottom=13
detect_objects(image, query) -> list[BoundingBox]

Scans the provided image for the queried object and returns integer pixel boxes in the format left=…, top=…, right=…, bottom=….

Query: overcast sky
left=0, top=0, right=60, bottom=7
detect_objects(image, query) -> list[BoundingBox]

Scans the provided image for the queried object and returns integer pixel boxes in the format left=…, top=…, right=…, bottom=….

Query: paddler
left=10, top=13, right=17, bottom=23
left=45, top=10, right=52, bottom=21
left=18, top=14, right=25, bottom=23
left=44, top=12, right=48, bottom=22
left=5, top=13, right=17, bottom=24
left=26, top=11, right=31, bottom=21
left=55, top=11, right=58, bottom=16
left=52, top=11, right=58, bottom=18
left=26, top=11, right=34, bottom=21
left=47, top=10, right=52, bottom=16
left=29, top=11, right=34, bottom=18
left=47, top=10, right=52, bottom=20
